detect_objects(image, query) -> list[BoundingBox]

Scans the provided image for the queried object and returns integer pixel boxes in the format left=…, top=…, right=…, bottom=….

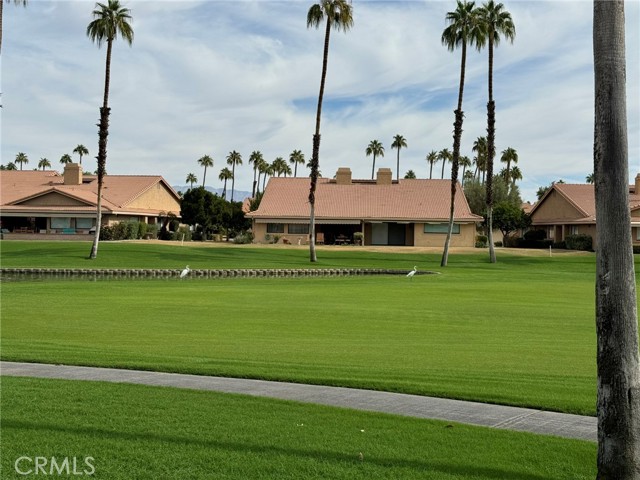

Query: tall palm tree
left=438, top=148, right=451, bottom=179
left=289, top=149, right=305, bottom=177
left=271, top=157, right=286, bottom=177
left=585, top=173, right=594, bottom=184
left=282, top=163, right=292, bottom=177
left=262, top=162, right=274, bottom=192
left=59, top=153, right=73, bottom=165
left=459, top=155, right=472, bottom=185
left=307, top=0, right=354, bottom=262
left=500, top=147, right=518, bottom=185
left=391, top=134, right=407, bottom=181
left=0, top=0, right=27, bottom=54
left=87, top=0, right=134, bottom=260
left=477, top=0, right=515, bottom=264
left=508, top=165, right=522, bottom=189
left=185, top=172, right=197, bottom=190
left=441, top=0, right=484, bottom=267
left=366, top=140, right=384, bottom=179
left=218, top=167, right=233, bottom=199
left=226, top=150, right=242, bottom=202
left=426, top=150, right=438, bottom=179
left=472, top=136, right=487, bottom=182
left=14, top=152, right=28, bottom=170
left=256, top=158, right=268, bottom=195
left=593, top=2, right=639, bottom=476
left=248, top=150, right=263, bottom=197
left=73, top=144, right=89, bottom=165
left=404, top=170, right=416, bottom=179
left=38, top=157, right=51, bottom=170
left=197, top=155, right=214, bottom=188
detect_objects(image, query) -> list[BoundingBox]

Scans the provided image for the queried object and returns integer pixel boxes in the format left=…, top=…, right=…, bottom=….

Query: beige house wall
left=413, top=223, right=476, bottom=248
left=532, top=190, right=584, bottom=221
left=127, top=183, right=181, bottom=214
left=21, top=192, right=87, bottom=207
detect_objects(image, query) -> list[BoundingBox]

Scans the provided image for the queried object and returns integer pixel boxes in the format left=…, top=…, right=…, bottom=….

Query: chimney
left=64, top=163, right=83, bottom=185
left=636, top=173, right=640, bottom=194
left=335, top=167, right=352, bottom=185
left=376, top=168, right=392, bottom=185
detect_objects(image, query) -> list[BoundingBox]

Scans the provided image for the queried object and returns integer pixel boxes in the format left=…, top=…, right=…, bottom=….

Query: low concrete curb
left=0, top=267, right=436, bottom=279
left=1, top=361, right=596, bottom=442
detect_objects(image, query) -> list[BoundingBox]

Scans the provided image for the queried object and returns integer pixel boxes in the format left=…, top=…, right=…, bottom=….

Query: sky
left=1, top=0, right=639, bottom=203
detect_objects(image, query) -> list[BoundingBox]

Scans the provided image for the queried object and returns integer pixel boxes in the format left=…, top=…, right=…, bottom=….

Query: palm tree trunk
left=308, top=18, right=332, bottom=263
left=486, top=35, right=496, bottom=264
left=429, top=163, right=433, bottom=179
left=202, top=167, right=207, bottom=188
left=231, top=164, right=235, bottom=202
left=442, top=41, right=467, bottom=267
left=90, top=38, right=113, bottom=260
left=222, top=179, right=227, bottom=199
left=294, top=163, right=298, bottom=177
left=594, top=2, right=640, bottom=478
left=396, top=149, right=400, bottom=181
left=371, top=153, right=376, bottom=179
left=441, top=159, right=446, bottom=179
left=252, top=167, right=257, bottom=197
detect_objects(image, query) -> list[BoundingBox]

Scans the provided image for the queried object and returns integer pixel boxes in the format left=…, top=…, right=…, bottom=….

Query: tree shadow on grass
left=3, top=419, right=564, bottom=480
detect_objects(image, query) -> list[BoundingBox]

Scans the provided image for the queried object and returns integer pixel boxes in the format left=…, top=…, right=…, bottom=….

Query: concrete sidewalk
left=1, top=361, right=596, bottom=442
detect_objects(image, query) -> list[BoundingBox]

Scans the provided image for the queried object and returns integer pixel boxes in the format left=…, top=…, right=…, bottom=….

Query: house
left=528, top=174, right=640, bottom=247
left=0, top=164, right=181, bottom=237
left=246, top=167, right=483, bottom=247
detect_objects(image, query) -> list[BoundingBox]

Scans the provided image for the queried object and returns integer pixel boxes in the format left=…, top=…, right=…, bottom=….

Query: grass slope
left=0, top=376, right=596, bottom=480
left=2, top=245, right=614, bottom=414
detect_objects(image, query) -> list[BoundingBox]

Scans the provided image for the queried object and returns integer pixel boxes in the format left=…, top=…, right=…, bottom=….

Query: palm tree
left=307, top=0, right=354, bottom=262
left=391, top=134, right=407, bottom=181
left=38, top=157, right=51, bottom=170
left=593, top=2, right=639, bottom=476
left=197, top=155, right=214, bottom=188
left=0, top=0, right=27, bottom=54
left=59, top=153, right=73, bottom=165
left=14, top=152, right=28, bottom=170
left=459, top=155, right=472, bottom=185
left=283, top=163, right=292, bottom=177
left=366, top=140, right=384, bottom=179
left=271, top=157, right=285, bottom=177
left=438, top=148, right=451, bottom=179
left=248, top=150, right=263, bottom=197
left=509, top=165, right=522, bottom=189
left=477, top=0, right=515, bottom=264
left=185, top=172, right=197, bottom=190
left=73, top=144, right=89, bottom=165
left=472, top=136, right=487, bottom=182
left=218, top=167, right=233, bottom=199
left=500, top=147, right=518, bottom=185
left=441, top=0, right=484, bottom=267
left=226, top=150, right=242, bottom=202
left=256, top=158, right=268, bottom=195
left=262, top=162, right=274, bottom=192
left=586, top=173, right=595, bottom=184
left=426, top=150, right=438, bottom=179
left=404, top=170, right=416, bottom=179
left=289, top=149, right=305, bottom=177
left=87, top=0, right=134, bottom=260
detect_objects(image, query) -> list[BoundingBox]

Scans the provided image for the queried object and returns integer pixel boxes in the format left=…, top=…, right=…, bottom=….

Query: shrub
left=233, top=232, right=254, bottom=244
left=273, top=235, right=281, bottom=244
left=552, top=241, right=566, bottom=249
left=565, top=234, right=593, bottom=251
left=99, top=225, right=114, bottom=241
left=514, top=238, right=553, bottom=249
left=475, top=235, right=487, bottom=248
left=494, top=241, right=503, bottom=247
left=633, top=245, right=640, bottom=254
left=264, top=234, right=272, bottom=244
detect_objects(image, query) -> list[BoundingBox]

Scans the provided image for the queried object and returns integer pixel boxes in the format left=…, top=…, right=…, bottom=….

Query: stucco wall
left=413, top=223, right=476, bottom=247
left=531, top=190, right=583, bottom=222
left=127, top=183, right=181, bottom=214
left=21, top=192, right=86, bottom=207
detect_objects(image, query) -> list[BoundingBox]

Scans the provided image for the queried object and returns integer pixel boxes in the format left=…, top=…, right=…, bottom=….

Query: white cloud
left=2, top=0, right=638, bottom=202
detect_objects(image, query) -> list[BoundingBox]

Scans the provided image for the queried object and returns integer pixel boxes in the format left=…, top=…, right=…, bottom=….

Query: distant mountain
left=172, top=186, right=252, bottom=201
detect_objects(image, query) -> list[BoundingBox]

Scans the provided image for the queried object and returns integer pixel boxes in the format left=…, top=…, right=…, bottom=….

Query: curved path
left=1, top=361, right=596, bottom=442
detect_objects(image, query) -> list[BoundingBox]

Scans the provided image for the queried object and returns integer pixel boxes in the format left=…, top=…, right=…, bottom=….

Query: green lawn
left=1, top=242, right=622, bottom=415
left=0, top=376, right=596, bottom=480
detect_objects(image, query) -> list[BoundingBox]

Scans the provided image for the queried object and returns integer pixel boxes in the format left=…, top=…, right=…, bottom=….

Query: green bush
left=633, top=245, right=640, bottom=254
left=475, top=235, right=487, bottom=248
left=494, top=241, right=503, bottom=247
left=514, top=238, right=553, bottom=249
left=233, top=232, right=254, bottom=244
left=99, top=225, right=114, bottom=241
left=565, top=234, right=593, bottom=251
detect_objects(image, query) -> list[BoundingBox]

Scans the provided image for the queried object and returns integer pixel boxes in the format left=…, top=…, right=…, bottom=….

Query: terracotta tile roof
left=0, top=169, right=180, bottom=215
left=530, top=182, right=640, bottom=222
left=247, top=177, right=482, bottom=222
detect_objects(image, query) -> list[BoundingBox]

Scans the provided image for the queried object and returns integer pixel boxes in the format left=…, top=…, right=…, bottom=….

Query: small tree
left=492, top=201, right=530, bottom=245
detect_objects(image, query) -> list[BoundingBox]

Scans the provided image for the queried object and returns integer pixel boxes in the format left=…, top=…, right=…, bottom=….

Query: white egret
left=406, top=266, right=417, bottom=279
left=180, top=265, right=191, bottom=278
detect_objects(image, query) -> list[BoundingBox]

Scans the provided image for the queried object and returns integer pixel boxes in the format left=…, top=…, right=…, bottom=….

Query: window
left=51, top=217, right=71, bottom=229
left=266, top=223, right=285, bottom=233
left=570, top=225, right=579, bottom=235
left=288, top=224, right=309, bottom=235
left=424, top=223, right=459, bottom=234
left=76, top=218, right=93, bottom=229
